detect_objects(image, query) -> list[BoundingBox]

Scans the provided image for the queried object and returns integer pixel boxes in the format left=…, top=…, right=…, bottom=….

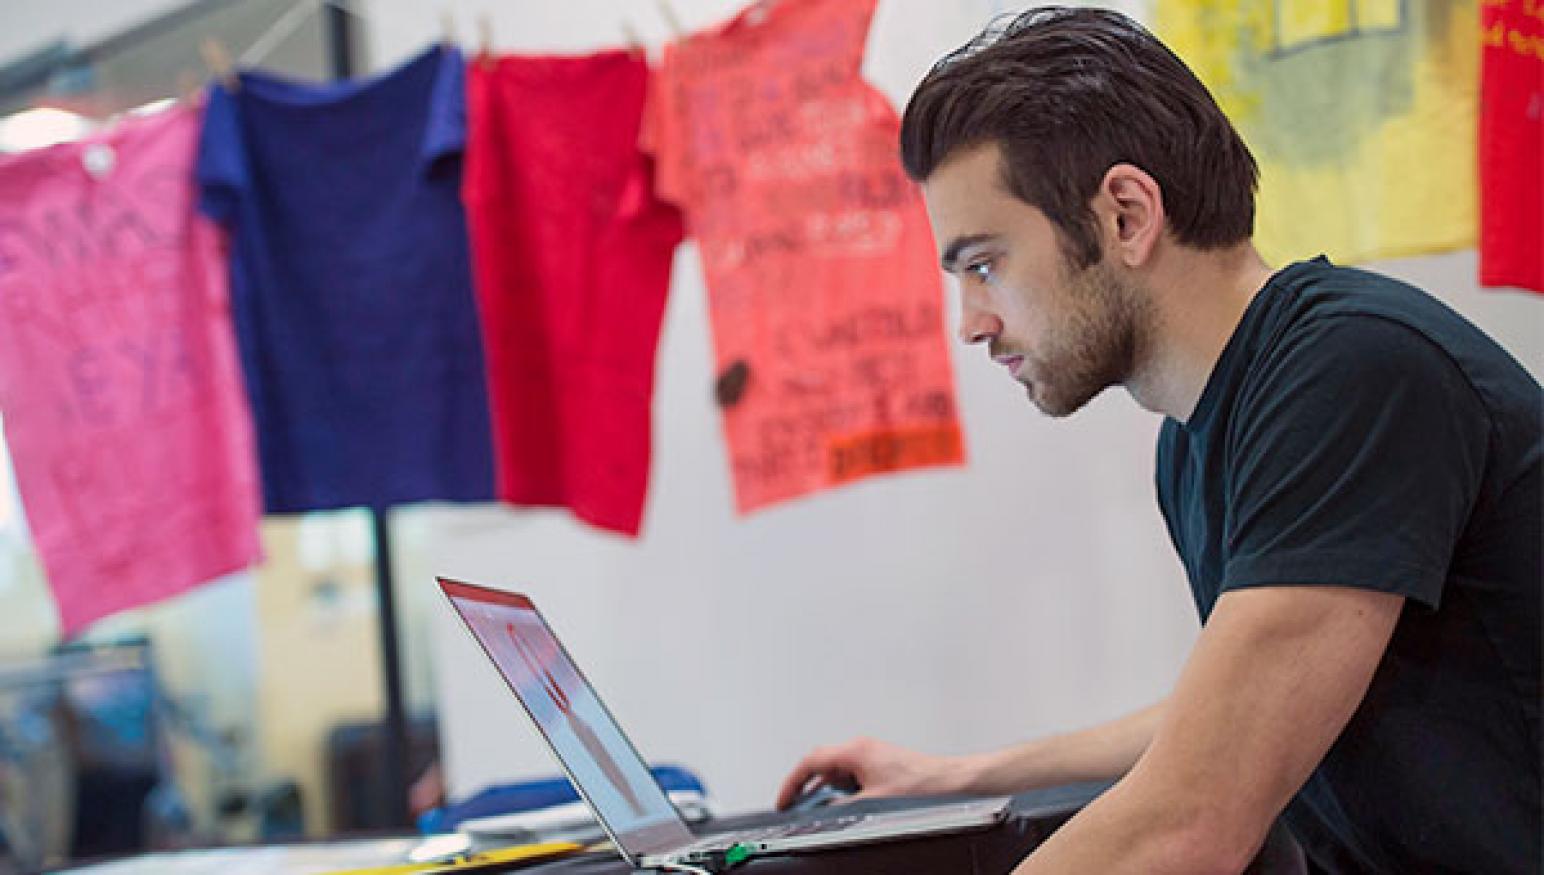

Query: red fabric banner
left=465, top=52, right=684, bottom=536
left=1480, top=0, right=1544, bottom=292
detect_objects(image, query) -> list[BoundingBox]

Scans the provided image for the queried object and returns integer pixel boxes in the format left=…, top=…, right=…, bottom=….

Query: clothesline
left=0, top=0, right=969, bottom=634
left=225, top=0, right=709, bottom=77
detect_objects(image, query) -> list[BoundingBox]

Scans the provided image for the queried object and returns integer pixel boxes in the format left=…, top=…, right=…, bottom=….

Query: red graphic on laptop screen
left=504, top=622, right=646, bottom=816
left=446, top=590, right=676, bottom=836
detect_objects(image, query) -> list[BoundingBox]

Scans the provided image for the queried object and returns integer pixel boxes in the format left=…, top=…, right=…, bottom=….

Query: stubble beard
left=1024, top=257, right=1151, bottom=418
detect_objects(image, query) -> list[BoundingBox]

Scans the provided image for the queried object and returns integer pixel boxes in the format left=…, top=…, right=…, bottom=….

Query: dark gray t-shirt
left=1156, top=257, right=1541, bottom=873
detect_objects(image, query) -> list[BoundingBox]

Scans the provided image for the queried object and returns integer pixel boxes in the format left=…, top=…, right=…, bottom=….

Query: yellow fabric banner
left=1154, top=0, right=1478, bottom=265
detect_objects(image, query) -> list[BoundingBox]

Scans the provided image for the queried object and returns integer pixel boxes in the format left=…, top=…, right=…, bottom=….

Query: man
left=776, top=8, right=1542, bottom=873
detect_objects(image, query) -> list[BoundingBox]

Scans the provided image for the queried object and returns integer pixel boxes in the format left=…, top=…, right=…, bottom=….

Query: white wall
left=360, top=0, right=1544, bottom=816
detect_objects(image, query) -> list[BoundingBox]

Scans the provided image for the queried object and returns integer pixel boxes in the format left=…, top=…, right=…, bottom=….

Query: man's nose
left=958, top=308, right=1003, bottom=345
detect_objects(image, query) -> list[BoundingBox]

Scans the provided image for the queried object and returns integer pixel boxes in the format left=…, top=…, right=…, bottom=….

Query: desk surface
left=55, top=784, right=1305, bottom=875
left=528, top=783, right=1306, bottom=874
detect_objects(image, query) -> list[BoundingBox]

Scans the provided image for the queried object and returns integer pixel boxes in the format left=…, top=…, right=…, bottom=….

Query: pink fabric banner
left=0, top=103, right=262, bottom=634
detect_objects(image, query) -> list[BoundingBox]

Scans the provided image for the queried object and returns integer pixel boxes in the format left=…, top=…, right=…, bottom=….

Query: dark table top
left=50, top=783, right=1305, bottom=874
left=518, top=783, right=1306, bottom=875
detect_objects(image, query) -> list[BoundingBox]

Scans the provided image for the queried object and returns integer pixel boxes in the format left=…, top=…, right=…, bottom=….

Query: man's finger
left=775, top=768, right=814, bottom=810
left=776, top=758, right=827, bottom=809
left=833, top=789, right=867, bottom=806
left=775, top=746, right=850, bottom=809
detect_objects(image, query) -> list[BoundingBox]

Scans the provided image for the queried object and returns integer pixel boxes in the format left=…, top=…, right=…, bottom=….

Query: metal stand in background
left=324, top=1, right=355, bottom=82
left=370, top=507, right=411, bottom=830
left=322, top=5, right=412, bottom=831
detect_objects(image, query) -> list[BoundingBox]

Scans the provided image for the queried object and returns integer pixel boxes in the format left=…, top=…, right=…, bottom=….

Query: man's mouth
left=993, top=354, right=1024, bottom=377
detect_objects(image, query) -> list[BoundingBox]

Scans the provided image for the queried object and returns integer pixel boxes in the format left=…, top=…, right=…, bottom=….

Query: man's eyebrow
left=940, top=234, right=997, bottom=273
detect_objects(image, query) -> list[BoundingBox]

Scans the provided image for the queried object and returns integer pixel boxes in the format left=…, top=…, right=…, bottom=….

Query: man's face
left=923, top=142, right=1150, bottom=418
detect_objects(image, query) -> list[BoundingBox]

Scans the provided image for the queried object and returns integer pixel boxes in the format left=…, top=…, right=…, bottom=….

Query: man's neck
left=1125, top=242, right=1277, bottom=423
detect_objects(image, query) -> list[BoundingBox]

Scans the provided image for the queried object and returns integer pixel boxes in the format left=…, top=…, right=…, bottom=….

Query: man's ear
left=1095, top=163, right=1164, bottom=268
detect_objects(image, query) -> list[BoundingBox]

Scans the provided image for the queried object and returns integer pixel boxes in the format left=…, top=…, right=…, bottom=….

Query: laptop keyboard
left=725, top=813, right=866, bottom=843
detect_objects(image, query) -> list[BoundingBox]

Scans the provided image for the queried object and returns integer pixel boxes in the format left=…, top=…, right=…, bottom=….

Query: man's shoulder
left=1252, top=260, right=1533, bottom=415
left=1270, top=260, right=1466, bottom=342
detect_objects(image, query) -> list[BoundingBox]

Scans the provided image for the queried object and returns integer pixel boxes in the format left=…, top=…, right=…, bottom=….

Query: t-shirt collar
left=1182, top=255, right=1330, bottom=431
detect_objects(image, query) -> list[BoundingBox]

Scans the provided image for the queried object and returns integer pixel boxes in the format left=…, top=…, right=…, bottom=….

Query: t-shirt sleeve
left=195, top=85, right=246, bottom=225
left=420, top=46, right=466, bottom=165
left=639, top=49, right=690, bottom=212
left=1222, top=315, right=1490, bottom=610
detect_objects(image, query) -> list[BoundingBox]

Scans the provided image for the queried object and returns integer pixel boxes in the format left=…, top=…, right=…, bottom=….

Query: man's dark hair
left=900, top=7, right=1259, bottom=268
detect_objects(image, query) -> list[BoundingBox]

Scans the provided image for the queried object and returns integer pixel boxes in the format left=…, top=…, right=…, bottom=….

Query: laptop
left=437, top=577, right=1012, bottom=869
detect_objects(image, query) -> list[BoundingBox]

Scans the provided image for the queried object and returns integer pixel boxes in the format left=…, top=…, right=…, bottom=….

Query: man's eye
left=967, top=260, right=994, bottom=282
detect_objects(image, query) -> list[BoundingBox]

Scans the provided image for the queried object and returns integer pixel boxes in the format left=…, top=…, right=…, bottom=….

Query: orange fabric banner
left=648, top=0, right=965, bottom=514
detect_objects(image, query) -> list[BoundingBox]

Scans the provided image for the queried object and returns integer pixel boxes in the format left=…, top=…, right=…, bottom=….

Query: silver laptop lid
left=438, top=578, right=696, bottom=862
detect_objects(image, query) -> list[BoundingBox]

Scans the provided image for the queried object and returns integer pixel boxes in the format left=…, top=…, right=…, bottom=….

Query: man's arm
left=957, top=700, right=1166, bottom=794
left=774, top=701, right=1165, bottom=807
left=1015, top=584, right=1403, bottom=875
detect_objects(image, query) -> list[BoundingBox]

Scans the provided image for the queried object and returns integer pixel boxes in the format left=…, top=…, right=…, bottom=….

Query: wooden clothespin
left=746, top=0, right=776, bottom=26
left=621, top=19, right=646, bottom=58
left=177, top=68, right=205, bottom=104
left=440, top=9, right=457, bottom=47
left=476, top=12, right=494, bottom=67
left=199, top=37, right=238, bottom=92
left=655, top=0, right=685, bottom=38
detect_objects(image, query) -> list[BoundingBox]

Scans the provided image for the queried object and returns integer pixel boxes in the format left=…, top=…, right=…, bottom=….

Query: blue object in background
left=418, top=764, right=705, bottom=834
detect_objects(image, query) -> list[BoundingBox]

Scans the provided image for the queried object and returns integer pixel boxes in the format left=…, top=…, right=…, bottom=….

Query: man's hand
left=774, top=700, right=1169, bottom=810
left=775, top=737, right=972, bottom=809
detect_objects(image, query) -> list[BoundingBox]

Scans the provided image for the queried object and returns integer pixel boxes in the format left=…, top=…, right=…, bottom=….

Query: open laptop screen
left=439, top=579, right=695, bottom=858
